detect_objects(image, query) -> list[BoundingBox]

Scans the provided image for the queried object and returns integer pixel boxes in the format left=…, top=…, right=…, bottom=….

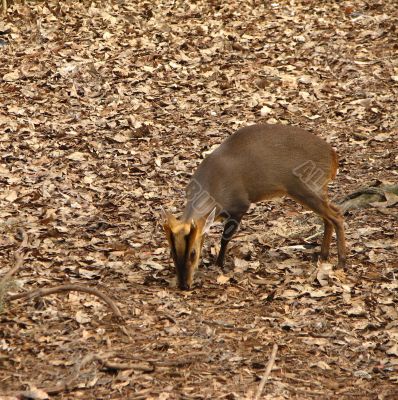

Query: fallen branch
left=0, top=229, right=28, bottom=285
left=36, top=353, right=98, bottom=395
left=6, top=284, right=122, bottom=319
left=96, top=357, right=154, bottom=372
left=0, top=229, right=29, bottom=311
left=155, top=351, right=211, bottom=367
left=88, top=352, right=209, bottom=371
left=108, top=351, right=211, bottom=368
left=1, top=252, right=24, bottom=287
left=254, top=344, right=278, bottom=400
left=336, top=182, right=398, bottom=213
left=7, top=351, right=210, bottom=397
left=1, top=231, right=122, bottom=319
left=14, top=353, right=153, bottom=397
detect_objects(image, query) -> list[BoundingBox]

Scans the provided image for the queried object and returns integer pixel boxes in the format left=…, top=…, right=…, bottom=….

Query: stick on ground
left=6, top=284, right=122, bottom=318
left=254, top=344, right=278, bottom=400
left=96, top=357, right=154, bottom=372
left=0, top=229, right=28, bottom=286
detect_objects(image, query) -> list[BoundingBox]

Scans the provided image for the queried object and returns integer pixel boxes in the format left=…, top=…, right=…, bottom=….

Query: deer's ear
left=160, top=206, right=168, bottom=223
left=163, top=223, right=172, bottom=243
left=202, top=207, right=216, bottom=234
left=161, top=207, right=179, bottom=230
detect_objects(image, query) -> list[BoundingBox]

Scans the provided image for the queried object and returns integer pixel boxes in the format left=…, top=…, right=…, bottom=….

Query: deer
left=162, top=124, right=346, bottom=290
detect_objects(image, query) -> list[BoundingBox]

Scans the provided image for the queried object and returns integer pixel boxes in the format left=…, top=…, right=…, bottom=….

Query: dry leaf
left=217, top=274, right=230, bottom=285
left=3, top=71, right=20, bottom=81
left=347, top=301, right=367, bottom=316
left=19, top=388, right=49, bottom=400
left=312, top=360, right=332, bottom=370
left=386, top=344, right=398, bottom=357
left=4, top=190, right=18, bottom=202
left=316, top=262, right=333, bottom=286
left=75, top=311, right=91, bottom=324
left=1, top=1, right=397, bottom=397
left=113, top=133, right=130, bottom=143
left=67, top=152, right=87, bottom=161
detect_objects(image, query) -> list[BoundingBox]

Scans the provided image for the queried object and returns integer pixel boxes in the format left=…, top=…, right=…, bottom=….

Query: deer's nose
left=179, top=282, right=190, bottom=291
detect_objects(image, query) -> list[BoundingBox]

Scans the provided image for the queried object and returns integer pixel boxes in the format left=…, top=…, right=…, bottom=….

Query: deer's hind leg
left=288, top=187, right=346, bottom=268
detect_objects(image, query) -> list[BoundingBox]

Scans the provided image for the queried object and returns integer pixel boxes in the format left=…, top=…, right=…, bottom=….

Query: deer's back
left=186, top=124, right=337, bottom=218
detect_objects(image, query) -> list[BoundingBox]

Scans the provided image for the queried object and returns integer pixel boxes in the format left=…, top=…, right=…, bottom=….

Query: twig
left=16, top=353, right=153, bottom=397
left=107, top=351, right=212, bottom=368
left=6, top=284, right=122, bottom=319
left=1, top=232, right=122, bottom=320
left=0, top=229, right=28, bottom=285
left=336, top=183, right=398, bottom=213
left=37, top=353, right=98, bottom=395
left=7, top=351, right=209, bottom=397
left=1, top=253, right=24, bottom=285
left=155, top=351, right=211, bottom=367
left=96, top=357, right=154, bottom=372
left=115, top=351, right=211, bottom=367
left=254, top=344, right=278, bottom=400
left=304, top=230, right=322, bottom=243
left=278, top=382, right=332, bottom=397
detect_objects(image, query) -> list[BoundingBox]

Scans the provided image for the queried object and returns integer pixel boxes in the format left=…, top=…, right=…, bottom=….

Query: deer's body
left=163, top=124, right=346, bottom=290
left=183, top=124, right=337, bottom=220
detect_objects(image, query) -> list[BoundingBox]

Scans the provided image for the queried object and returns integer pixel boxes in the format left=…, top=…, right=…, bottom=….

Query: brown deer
left=163, top=124, right=346, bottom=290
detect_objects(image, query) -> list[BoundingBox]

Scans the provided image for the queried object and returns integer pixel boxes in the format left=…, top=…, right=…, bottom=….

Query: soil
left=0, top=1, right=397, bottom=399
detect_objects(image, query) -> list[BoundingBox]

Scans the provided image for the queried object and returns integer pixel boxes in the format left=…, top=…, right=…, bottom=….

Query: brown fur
left=164, top=124, right=347, bottom=290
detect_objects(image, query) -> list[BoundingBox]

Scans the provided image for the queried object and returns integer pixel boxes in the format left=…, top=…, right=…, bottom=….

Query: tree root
left=337, top=181, right=398, bottom=214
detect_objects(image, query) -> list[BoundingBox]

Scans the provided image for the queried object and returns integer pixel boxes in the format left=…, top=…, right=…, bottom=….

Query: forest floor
left=0, top=0, right=397, bottom=399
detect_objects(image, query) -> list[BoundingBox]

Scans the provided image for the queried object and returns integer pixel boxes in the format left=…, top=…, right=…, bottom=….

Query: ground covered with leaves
left=0, top=0, right=397, bottom=399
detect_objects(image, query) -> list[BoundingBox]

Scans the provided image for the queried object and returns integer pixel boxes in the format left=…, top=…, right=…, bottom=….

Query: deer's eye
left=190, top=249, right=196, bottom=261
